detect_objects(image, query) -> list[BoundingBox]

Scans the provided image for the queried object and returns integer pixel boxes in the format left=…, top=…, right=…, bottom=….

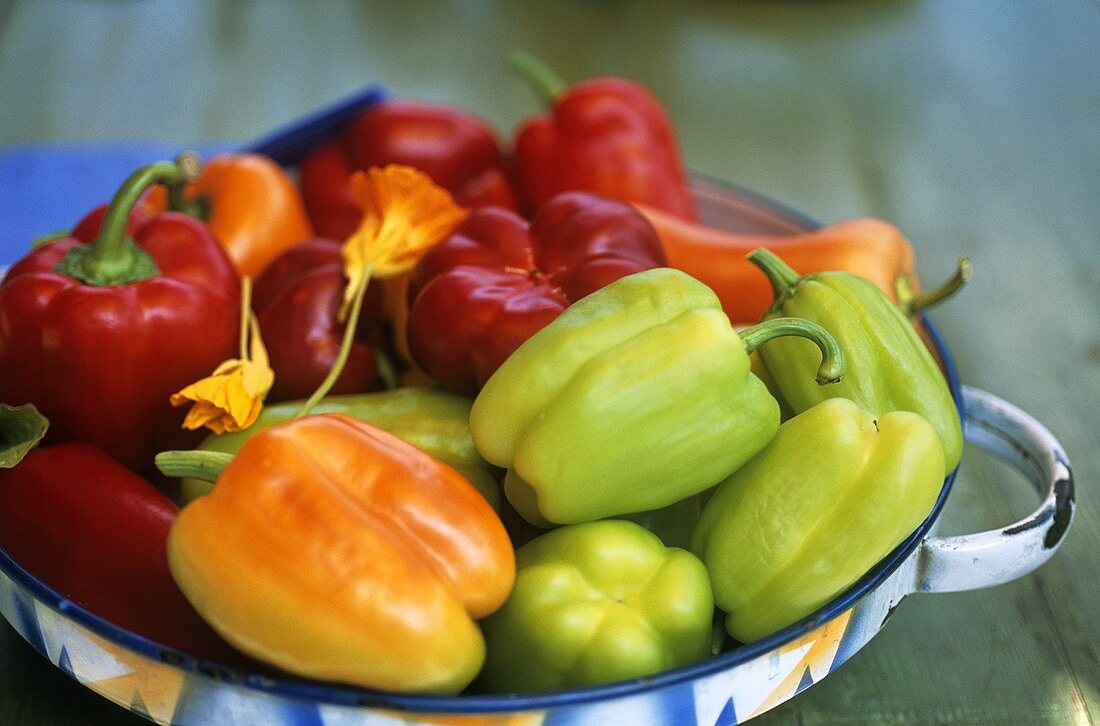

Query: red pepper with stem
left=300, top=100, right=519, bottom=240
left=406, top=191, right=667, bottom=395
left=0, top=155, right=240, bottom=472
left=510, top=52, right=698, bottom=221
left=252, top=239, right=386, bottom=402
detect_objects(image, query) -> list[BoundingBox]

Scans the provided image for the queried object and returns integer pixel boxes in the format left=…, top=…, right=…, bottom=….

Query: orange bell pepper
left=143, top=153, right=314, bottom=277
left=165, top=413, right=515, bottom=695
left=636, top=204, right=919, bottom=325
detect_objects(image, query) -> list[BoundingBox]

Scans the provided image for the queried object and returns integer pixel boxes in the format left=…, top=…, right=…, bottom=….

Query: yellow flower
left=341, top=165, right=467, bottom=313
left=171, top=317, right=274, bottom=434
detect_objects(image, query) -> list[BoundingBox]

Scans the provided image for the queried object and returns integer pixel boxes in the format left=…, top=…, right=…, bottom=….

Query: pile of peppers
left=0, top=56, right=972, bottom=699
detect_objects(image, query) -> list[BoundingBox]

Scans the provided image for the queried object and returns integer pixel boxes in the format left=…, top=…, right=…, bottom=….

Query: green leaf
left=0, top=403, right=49, bottom=468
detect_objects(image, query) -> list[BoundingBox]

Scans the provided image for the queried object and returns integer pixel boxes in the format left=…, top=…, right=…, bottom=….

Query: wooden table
left=1, top=1, right=1097, bottom=723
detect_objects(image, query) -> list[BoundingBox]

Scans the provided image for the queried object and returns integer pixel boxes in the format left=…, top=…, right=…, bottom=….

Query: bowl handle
left=912, top=385, right=1074, bottom=593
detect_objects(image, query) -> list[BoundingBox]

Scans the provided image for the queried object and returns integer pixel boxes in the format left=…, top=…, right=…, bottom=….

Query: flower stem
left=238, top=276, right=252, bottom=359
left=296, top=267, right=373, bottom=418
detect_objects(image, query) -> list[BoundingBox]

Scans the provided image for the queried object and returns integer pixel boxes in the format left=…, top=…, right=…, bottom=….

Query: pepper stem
left=746, top=248, right=803, bottom=300
left=154, top=450, right=233, bottom=483
left=295, top=267, right=374, bottom=418
left=508, top=51, right=567, bottom=107
left=166, top=152, right=208, bottom=219
left=54, top=153, right=203, bottom=286
left=895, top=258, right=971, bottom=316
left=740, top=318, right=846, bottom=385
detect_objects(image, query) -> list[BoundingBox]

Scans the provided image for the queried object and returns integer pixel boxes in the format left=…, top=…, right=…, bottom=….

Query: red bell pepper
left=0, top=404, right=240, bottom=662
left=253, top=238, right=385, bottom=402
left=406, top=191, right=667, bottom=395
left=299, top=99, right=519, bottom=240
left=510, top=53, right=697, bottom=221
left=0, top=158, right=240, bottom=472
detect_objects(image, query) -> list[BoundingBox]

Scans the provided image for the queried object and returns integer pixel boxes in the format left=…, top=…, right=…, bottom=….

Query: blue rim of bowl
left=0, top=186, right=962, bottom=715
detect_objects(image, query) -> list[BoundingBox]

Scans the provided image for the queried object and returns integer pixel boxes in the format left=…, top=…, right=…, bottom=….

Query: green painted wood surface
left=0, top=0, right=1097, bottom=723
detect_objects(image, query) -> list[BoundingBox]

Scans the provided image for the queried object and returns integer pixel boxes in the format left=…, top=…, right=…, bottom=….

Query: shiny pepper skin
left=252, top=238, right=384, bottom=402
left=480, top=520, right=713, bottom=693
left=182, top=387, right=501, bottom=511
left=141, top=152, right=315, bottom=278
left=0, top=193, right=239, bottom=472
left=693, top=398, right=945, bottom=643
left=168, top=414, right=515, bottom=695
left=749, top=248, right=962, bottom=474
left=511, top=58, right=697, bottom=221
left=0, top=443, right=242, bottom=663
left=407, top=191, right=667, bottom=395
left=299, top=99, right=519, bottom=240
left=471, top=268, right=829, bottom=526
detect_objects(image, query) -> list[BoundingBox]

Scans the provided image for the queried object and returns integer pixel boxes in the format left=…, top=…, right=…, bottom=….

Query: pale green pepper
left=692, top=398, right=945, bottom=643
left=479, top=520, right=714, bottom=693
left=470, top=268, right=845, bottom=526
left=748, top=248, right=962, bottom=473
left=181, top=387, right=500, bottom=509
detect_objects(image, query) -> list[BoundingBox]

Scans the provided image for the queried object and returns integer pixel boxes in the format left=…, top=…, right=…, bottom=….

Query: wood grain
left=0, top=0, right=1097, bottom=723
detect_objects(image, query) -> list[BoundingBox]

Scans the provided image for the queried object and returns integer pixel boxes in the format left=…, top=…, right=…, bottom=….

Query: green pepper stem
left=295, top=267, right=374, bottom=418
left=740, top=318, right=846, bottom=385
left=93, top=153, right=202, bottom=268
left=166, top=152, right=208, bottom=218
left=746, top=248, right=803, bottom=299
left=895, top=258, right=971, bottom=316
left=508, top=51, right=567, bottom=107
left=155, top=450, right=233, bottom=483
left=54, top=153, right=202, bottom=286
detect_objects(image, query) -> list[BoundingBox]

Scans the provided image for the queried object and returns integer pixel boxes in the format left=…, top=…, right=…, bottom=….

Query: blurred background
left=1, top=1, right=1098, bottom=723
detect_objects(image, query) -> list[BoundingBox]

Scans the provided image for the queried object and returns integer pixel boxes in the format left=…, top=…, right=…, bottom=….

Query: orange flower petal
left=342, top=165, right=467, bottom=312
left=171, top=318, right=274, bottom=434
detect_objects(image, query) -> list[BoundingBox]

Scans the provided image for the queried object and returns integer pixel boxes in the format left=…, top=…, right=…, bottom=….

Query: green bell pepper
left=470, top=268, right=845, bottom=526
left=479, top=519, right=714, bottom=693
left=692, top=398, right=945, bottom=643
left=748, top=248, right=962, bottom=473
left=180, top=387, right=501, bottom=509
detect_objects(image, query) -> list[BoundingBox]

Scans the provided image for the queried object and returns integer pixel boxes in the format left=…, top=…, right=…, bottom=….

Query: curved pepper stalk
left=739, top=317, right=845, bottom=385
left=54, top=153, right=202, bottom=286
left=894, top=257, right=972, bottom=317
left=746, top=247, right=963, bottom=473
left=508, top=51, right=568, bottom=106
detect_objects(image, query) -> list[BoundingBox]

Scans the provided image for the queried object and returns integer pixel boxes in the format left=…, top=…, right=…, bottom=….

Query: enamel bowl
left=0, top=90, right=1075, bottom=725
